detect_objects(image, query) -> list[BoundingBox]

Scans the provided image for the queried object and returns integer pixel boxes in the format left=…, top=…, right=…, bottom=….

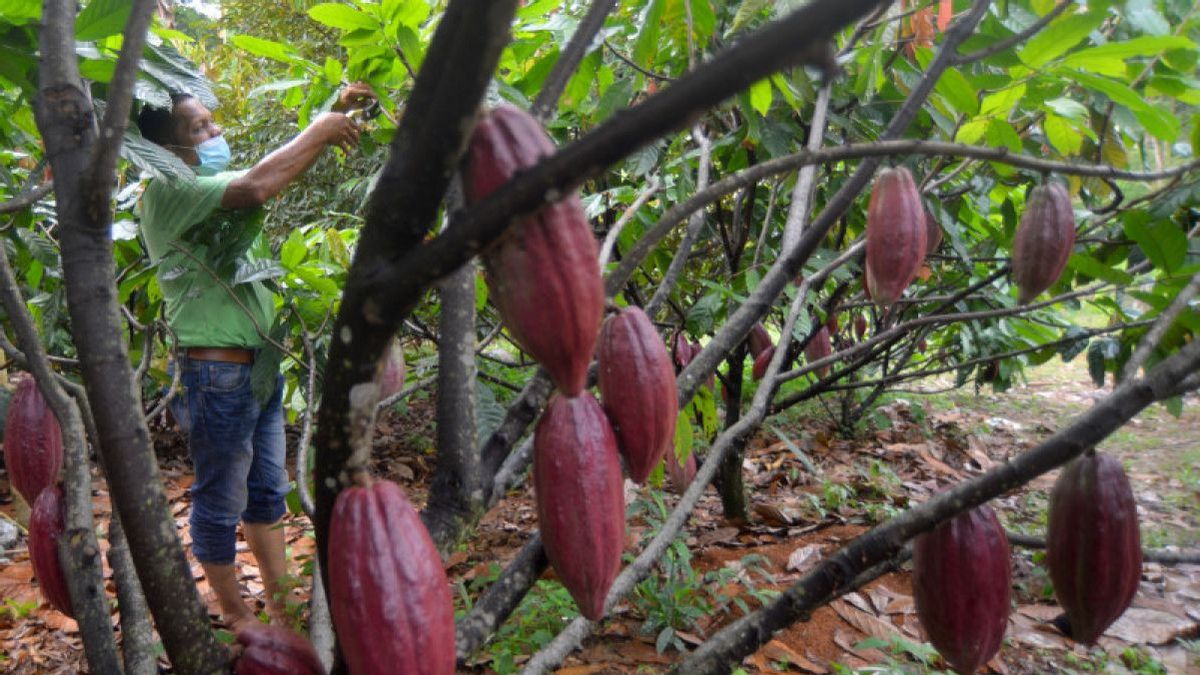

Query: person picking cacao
left=136, top=82, right=374, bottom=633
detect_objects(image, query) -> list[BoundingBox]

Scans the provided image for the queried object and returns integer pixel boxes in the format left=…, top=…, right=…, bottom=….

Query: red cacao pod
left=29, top=484, right=73, bottom=616
left=4, top=377, right=64, bottom=504
left=534, top=393, right=624, bottom=619
left=866, top=167, right=926, bottom=308
left=328, top=479, right=454, bottom=675
left=466, top=104, right=603, bottom=395
left=374, top=341, right=406, bottom=401
left=672, top=331, right=693, bottom=370
left=748, top=323, right=772, bottom=358
left=913, top=505, right=1010, bottom=674
left=666, top=450, right=696, bottom=495
left=1047, top=453, right=1141, bottom=645
left=924, top=205, right=943, bottom=256
left=854, top=314, right=868, bottom=341
left=1012, top=183, right=1075, bottom=305
left=598, top=307, right=679, bottom=484
left=235, top=622, right=325, bottom=675
left=805, top=327, right=833, bottom=377
left=752, top=345, right=775, bottom=381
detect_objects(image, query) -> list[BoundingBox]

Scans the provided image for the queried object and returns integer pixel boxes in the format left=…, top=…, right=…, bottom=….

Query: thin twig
left=1122, top=270, right=1200, bottom=381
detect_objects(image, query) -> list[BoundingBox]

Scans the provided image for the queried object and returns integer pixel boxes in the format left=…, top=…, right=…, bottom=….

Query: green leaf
left=633, top=0, right=665, bottom=68
left=0, top=0, right=40, bottom=25
left=231, top=35, right=309, bottom=67
left=324, top=57, right=344, bottom=86
left=748, top=78, right=772, bottom=116
left=1191, top=114, right=1200, bottom=154
left=673, top=409, right=693, bottom=465
left=308, top=3, right=380, bottom=31
left=979, top=83, right=1026, bottom=117
left=955, top=118, right=989, bottom=145
left=1124, top=0, right=1169, bottom=36
left=247, top=78, right=309, bottom=98
left=1087, top=340, right=1107, bottom=387
left=1067, top=69, right=1179, bottom=140
left=1043, top=114, right=1082, bottom=155
left=1066, top=254, right=1133, bottom=285
left=1162, top=396, right=1183, bottom=418
left=1062, top=35, right=1195, bottom=65
left=280, top=229, right=307, bottom=270
left=935, top=68, right=979, bottom=115
left=1124, top=217, right=1187, bottom=272
left=1019, top=8, right=1106, bottom=68
left=76, top=0, right=132, bottom=41
left=730, top=0, right=770, bottom=34
left=986, top=119, right=1023, bottom=153
left=1044, top=97, right=1089, bottom=122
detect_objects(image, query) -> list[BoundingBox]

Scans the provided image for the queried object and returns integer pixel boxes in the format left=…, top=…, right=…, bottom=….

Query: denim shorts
left=170, top=357, right=288, bottom=565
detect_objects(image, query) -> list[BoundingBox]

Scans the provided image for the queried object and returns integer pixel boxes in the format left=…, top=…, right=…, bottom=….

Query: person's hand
left=333, top=82, right=377, bottom=112
left=311, top=112, right=361, bottom=153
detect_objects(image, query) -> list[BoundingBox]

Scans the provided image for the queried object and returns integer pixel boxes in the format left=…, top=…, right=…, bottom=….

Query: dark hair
left=136, top=93, right=195, bottom=146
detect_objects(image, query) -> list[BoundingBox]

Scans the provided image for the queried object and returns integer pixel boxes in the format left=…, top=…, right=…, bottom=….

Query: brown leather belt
left=184, top=347, right=254, bottom=364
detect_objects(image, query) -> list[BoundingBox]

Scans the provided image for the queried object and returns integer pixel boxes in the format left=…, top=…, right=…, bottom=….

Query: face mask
left=194, top=135, right=230, bottom=174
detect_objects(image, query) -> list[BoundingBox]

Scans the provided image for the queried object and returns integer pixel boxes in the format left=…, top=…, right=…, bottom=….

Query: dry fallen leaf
left=786, top=544, right=823, bottom=574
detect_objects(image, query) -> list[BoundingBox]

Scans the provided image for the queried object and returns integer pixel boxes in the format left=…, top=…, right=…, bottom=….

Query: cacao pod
left=1012, top=182, right=1075, bottom=305
left=913, top=505, right=1010, bottom=674
left=917, top=338, right=928, bottom=354
left=465, top=104, right=603, bottom=396
left=329, top=479, right=454, bottom=675
left=534, top=393, right=624, bottom=620
left=924, top=205, right=943, bottom=256
left=752, top=345, right=775, bottom=381
left=29, top=484, right=73, bottom=616
left=748, top=323, right=772, bottom=358
left=805, top=327, right=833, bottom=377
left=854, top=314, right=868, bottom=341
left=374, top=341, right=406, bottom=401
left=866, top=167, right=926, bottom=308
left=235, top=622, right=325, bottom=675
left=1047, top=452, right=1141, bottom=645
left=4, top=377, right=64, bottom=504
left=666, top=449, right=697, bottom=495
left=597, top=306, right=679, bottom=484
left=672, top=331, right=693, bottom=370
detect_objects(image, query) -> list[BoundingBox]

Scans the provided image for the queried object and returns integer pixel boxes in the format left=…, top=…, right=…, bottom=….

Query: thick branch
left=0, top=181, right=53, bottom=214
left=676, top=339, right=1200, bottom=673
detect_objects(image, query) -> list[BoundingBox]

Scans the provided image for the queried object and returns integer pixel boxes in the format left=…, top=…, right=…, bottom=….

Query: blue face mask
left=194, top=135, right=230, bottom=174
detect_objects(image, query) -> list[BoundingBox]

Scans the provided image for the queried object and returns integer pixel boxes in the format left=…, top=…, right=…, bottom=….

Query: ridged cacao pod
left=1047, top=452, right=1141, bottom=645
left=465, top=104, right=603, bottom=396
left=752, top=345, right=775, bottom=381
left=672, top=331, right=693, bottom=370
left=374, top=341, right=406, bottom=401
left=4, top=377, right=64, bottom=504
left=913, top=505, right=1010, bottom=674
left=597, top=306, right=679, bottom=484
left=854, top=314, right=868, bottom=341
left=235, top=622, right=325, bottom=675
left=748, top=323, right=772, bottom=358
left=924, top=205, right=943, bottom=256
left=1012, top=183, right=1075, bottom=305
left=666, top=450, right=696, bottom=495
left=328, top=479, right=454, bottom=675
left=866, top=167, right=926, bottom=308
left=805, top=327, right=833, bottom=377
left=28, top=484, right=73, bottom=616
left=534, top=393, right=625, bottom=619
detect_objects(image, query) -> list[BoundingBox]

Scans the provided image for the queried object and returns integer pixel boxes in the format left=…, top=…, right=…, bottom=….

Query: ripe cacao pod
left=1047, top=452, right=1141, bottom=645
left=913, top=505, right=1010, bottom=674
left=1012, top=182, right=1075, bottom=305
left=534, top=393, right=624, bottom=619
left=924, top=205, right=943, bottom=256
left=666, top=449, right=696, bottom=495
left=866, top=167, right=926, bottom=308
left=752, top=345, right=775, bottom=381
left=374, top=341, right=406, bottom=401
left=854, top=314, right=868, bottom=341
left=465, top=104, right=603, bottom=395
left=328, top=479, right=454, bottom=675
left=235, top=622, right=325, bottom=675
left=805, top=326, right=833, bottom=377
left=4, top=377, right=64, bottom=504
left=29, top=484, right=73, bottom=616
left=748, top=323, right=772, bottom=358
left=597, top=306, right=679, bottom=484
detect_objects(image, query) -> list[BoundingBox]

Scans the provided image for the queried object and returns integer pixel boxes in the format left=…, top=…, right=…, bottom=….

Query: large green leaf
left=119, top=116, right=194, bottom=183
left=1066, top=254, right=1134, bottom=286
left=0, top=0, right=39, bottom=25
left=76, top=0, right=131, bottom=42
left=1124, top=217, right=1187, bottom=272
left=308, top=3, right=381, bottom=32
left=1067, top=69, right=1180, bottom=140
left=1062, top=35, right=1195, bottom=66
left=1018, top=8, right=1107, bottom=68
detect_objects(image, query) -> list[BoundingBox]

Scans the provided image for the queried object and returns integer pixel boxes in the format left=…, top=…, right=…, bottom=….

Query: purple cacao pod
left=866, top=167, right=927, bottom=308
left=597, top=306, right=679, bottom=484
left=534, top=393, right=625, bottom=620
left=666, top=450, right=697, bottom=495
left=374, top=341, right=406, bottom=401
left=913, top=505, right=1011, bottom=674
left=1047, top=452, right=1141, bottom=645
left=466, top=104, right=603, bottom=396
left=672, top=331, right=694, bottom=370
left=1012, top=182, right=1076, bottom=305
left=29, top=484, right=73, bottom=616
left=235, top=622, right=325, bottom=675
left=4, top=377, right=64, bottom=504
left=752, top=345, right=775, bottom=381
left=805, top=326, right=833, bottom=377
left=328, top=479, right=454, bottom=675
left=748, top=323, right=772, bottom=358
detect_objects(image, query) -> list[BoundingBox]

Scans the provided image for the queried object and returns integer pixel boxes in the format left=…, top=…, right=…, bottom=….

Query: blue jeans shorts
left=170, top=357, right=288, bottom=565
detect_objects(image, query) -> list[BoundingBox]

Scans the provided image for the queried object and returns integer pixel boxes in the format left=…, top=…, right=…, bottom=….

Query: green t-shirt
left=139, top=170, right=278, bottom=348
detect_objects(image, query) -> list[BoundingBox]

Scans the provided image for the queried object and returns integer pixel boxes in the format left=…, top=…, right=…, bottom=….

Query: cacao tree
left=0, top=0, right=1198, bottom=673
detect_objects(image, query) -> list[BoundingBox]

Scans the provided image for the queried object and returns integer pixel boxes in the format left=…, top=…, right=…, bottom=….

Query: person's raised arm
left=222, top=112, right=360, bottom=209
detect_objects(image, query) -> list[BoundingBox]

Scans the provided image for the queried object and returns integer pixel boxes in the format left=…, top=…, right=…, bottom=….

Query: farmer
left=136, top=83, right=373, bottom=631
